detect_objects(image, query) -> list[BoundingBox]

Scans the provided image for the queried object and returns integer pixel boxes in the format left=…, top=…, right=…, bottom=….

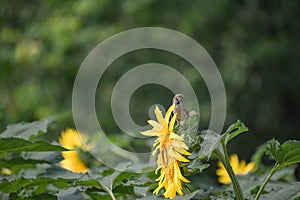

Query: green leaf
left=0, top=138, right=68, bottom=153
left=198, top=130, right=221, bottom=160
left=57, top=187, right=83, bottom=200
left=133, top=186, right=150, bottom=198
left=122, top=176, right=153, bottom=187
left=259, top=182, right=300, bottom=200
left=222, top=120, right=249, bottom=145
left=84, top=189, right=112, bottom=200
left=0, top=118, right=54, bottom=141
left=97, top=162, right=131, bottom=198
left=173, top=189, right=210, bottom=199
left=278, top=140, right=300, bottom=166
left=0, top=177, right=74, bottom=193
left=75, top=179, right=103, bottom=189
left=22, top=193, right=57, bottom=200
left=0, top=158, right=49, bottom=174
left=266, top=138, right=281, bottom=161
left=267, top=139, right=300, bottom=167
left=186, top=158, right=210, bottom=174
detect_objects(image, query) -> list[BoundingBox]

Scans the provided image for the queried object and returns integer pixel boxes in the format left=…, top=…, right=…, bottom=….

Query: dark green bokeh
left=1, top=0, right=300, bottom=158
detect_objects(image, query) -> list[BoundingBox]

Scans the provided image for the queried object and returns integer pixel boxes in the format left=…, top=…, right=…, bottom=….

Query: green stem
left=255, top=164, right=279, bottom=200
left=215, top=148, right=244, bottom=200
left=103, top=186, right=116, bottom=200
left=19, top=188, right=26, bottom=197
left=108, top=190, right=116, bottom=200
left=221, top=143, right=245, bottom=200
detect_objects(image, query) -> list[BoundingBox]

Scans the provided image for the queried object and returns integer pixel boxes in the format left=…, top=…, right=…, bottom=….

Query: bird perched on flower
left=172, top=94, right=198, bottom=124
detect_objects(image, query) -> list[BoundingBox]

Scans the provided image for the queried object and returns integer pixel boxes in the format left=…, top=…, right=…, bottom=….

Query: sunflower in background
left=1, top=168, right=13, bottom=175
left=59, top=128, right=89, bottom=173
left=216, top=154, right=256, bottom=184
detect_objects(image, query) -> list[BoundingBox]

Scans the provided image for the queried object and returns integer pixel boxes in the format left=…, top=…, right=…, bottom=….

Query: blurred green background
left=1, top=0, right=300, bottom=158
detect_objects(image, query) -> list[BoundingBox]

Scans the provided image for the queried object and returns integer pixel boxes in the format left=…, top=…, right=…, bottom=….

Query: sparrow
left=172, top=94, right=199, bottom=124
left=172, top=94, right=189, bottom=123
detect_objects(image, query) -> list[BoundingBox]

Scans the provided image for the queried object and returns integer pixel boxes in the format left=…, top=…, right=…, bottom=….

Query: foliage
left=0, top=117, right=299, bottom=200
left=1, top=1, right=300, bottom=199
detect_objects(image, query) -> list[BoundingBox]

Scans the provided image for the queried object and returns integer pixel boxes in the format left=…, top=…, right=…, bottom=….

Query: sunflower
left=1, top=168, right=13, bottom=175
left=216, top=153, right=256, bottom=184
left=59, top=128, right=89, bottom=173
left=141, top=104, right=191, bottom=199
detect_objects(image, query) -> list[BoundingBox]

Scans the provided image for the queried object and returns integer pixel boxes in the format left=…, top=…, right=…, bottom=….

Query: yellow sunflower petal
left=169, top=114, right=177, bottom=132
left=230, top=154, right=240, bottom=173
left=165, top=104, right=174, bottom=122
left=174, top=147, right=191, bottom=156
left=147, top=120, right=162, bottom=130
left=171, top=140, right=189, bottom=151
left=59, top=129, right=89, bottom=173
left=140, top=129, right=158, bottom=136
left=216, top=168, right=228, bottom=176
left=218, top=176, right=231, bottom=184
left=243, top=162, right=256, bottom=174
left=154, top=106, right=165, bottom=126
left=169, top=132, right=184, bottom=140
left=216, top=154, right=258, bottom=184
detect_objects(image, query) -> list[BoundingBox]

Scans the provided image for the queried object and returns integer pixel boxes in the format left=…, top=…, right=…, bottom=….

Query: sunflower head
left=216, top=154, right=256, bottom=184
left=1, top=168, right=13, bottom=175
left=141, top=105, right=191, bottom=199
left=59, top=128, right=89, bottom=173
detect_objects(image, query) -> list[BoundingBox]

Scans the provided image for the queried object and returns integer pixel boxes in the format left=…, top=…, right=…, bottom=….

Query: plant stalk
left=103, top=186, right=116, bottom=200
left=215, top=148, right=244, bottom=200
left=222, top=144, right=244, bottom=200
left=254, top=164, right=279, bottom=200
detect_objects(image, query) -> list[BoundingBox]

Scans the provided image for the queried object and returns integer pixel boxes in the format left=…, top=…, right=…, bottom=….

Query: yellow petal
left=169, top=132, right=184, bottom=140
left=230, top=154, right=239, bottom=173
left=165, top=104, right=175, bottom=122
left=147, top=120, right=162, bottom=130
left=140, top=129, right=158, bottom=136
left=174, top=162, right=190, bottom=183
left=154, top=106, right=165, bottom=126
left=177, top=156, right=190, bottom=163
left=169, top=114, right=177, bottom=132
left=216, top=168, right=228, bottom=176
left=152, top=145, right=160, bottom=156
left=218, top=176, right=231, bottom=184
left=171, top=140, right=189, bottom=150
left=168, top=148, right=181, bottom=159
left=243, top=162, right=256, bottom=174
left=174, top=147, right=191, bottom=156
left=217, top=160, right=225, bottom=168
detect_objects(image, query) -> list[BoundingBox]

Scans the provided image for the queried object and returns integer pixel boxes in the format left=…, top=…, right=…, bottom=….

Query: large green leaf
left=0, top=158, right=49, bottom=174
left=75, top=179, right=103, bottom=189
left=266, top=139, right=281, bottom=162
left=8, top=192, right=57, bottom=200
left=260, top=182, right=300, bottom=200
left=198, top=120, right=248, bottom=160
left=222, top=120, right=249, bottom=145
left=186, top=158, right=210, bottom=174
left=122, top=176, right=153, bottom=187
left=0, top=138, right=68, bottom=153
left=278, top=140, right=300, bottom=165
left=198, top=130, right=221, bottom=160
left=267, top=139, right=300, bottom=167
left=0, top=118, right=54, bottom=141
left=0, top=177, right=74, bottom=193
